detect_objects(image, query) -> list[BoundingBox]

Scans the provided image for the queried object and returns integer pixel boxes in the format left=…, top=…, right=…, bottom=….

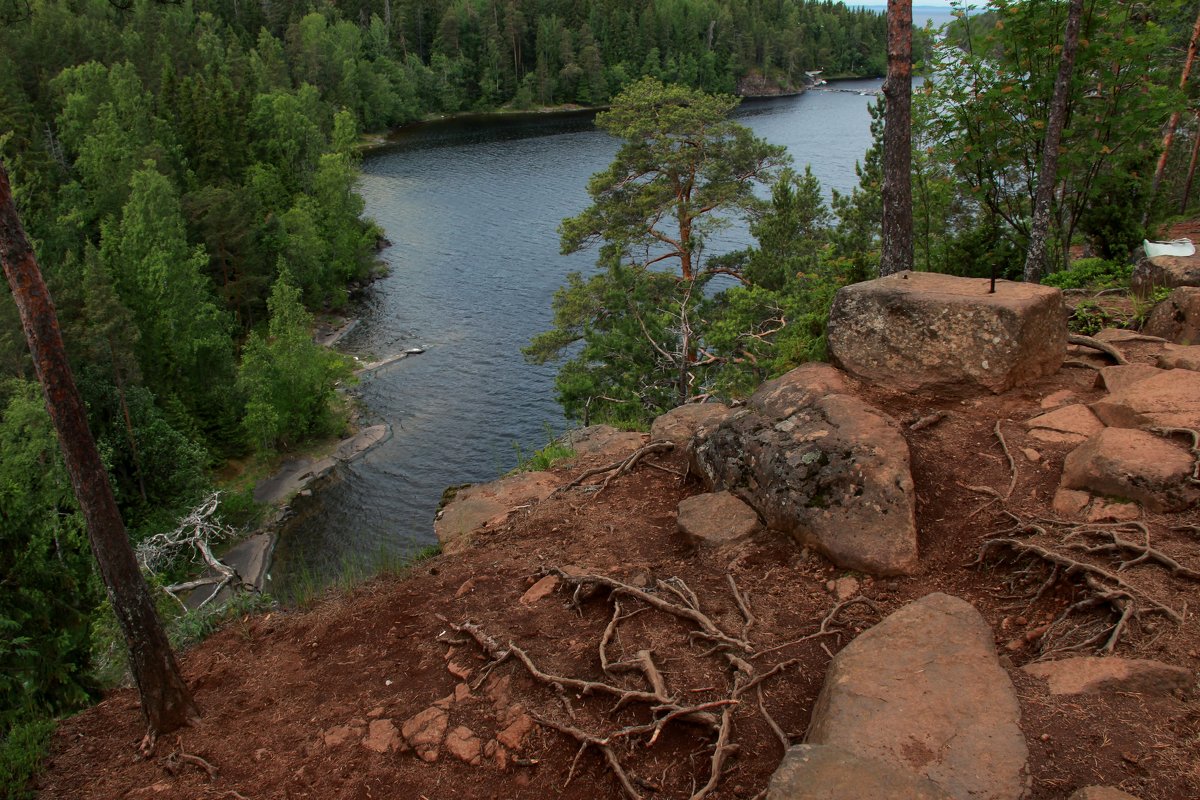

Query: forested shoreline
left=0, top=0, right=889, bottom=754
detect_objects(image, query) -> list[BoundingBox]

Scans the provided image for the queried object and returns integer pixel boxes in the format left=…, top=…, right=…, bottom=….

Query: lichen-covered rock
left=693, top=393, right=917, bottom=576
left=676, top=491, right=760, bottom=546
left=650, top=403, right=733, bottom=445
left=1061, top=428, right=1198, bottom=512
left=1142, top=286, right=1200, bottom=344
left=805, top=593, right=1028, bottom=800
left=827, top=272, right=1066, bottom=395
left=747, top=362, right=856, bottom=419
left=766, top=744, right=954, bottom=800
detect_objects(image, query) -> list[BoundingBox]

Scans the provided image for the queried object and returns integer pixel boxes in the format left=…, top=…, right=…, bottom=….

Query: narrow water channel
left=267, top=79, right=885, bottom=595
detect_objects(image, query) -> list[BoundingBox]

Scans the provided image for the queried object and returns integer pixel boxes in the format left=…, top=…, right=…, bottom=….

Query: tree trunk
left=1023, top=0, right=1085, bottom=284
left=1153, top=3, right=1200, bottom=199
left=0, top=160, right=198, bottom=744
left=1182, top=111, right=1200, bottom=212
left=880, top=0, right=913, bottom=277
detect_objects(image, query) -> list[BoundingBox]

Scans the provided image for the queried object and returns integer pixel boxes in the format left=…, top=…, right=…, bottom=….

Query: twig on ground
left=165, top=736, right=219, bottom=780
left=909, top=410, right=949, bottom=432
left=727, top=574, right=755, bottom=643
left=562, top=441, right=676, bottom=495
left=994, top=420, right=1018, bottom=499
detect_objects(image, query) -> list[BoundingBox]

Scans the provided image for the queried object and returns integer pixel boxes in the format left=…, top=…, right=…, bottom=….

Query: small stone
left=676, top=491, right=761, bottom=547
left=367, top=706, right=385, bottom=718
left=1052, top=488, right=1092, bottom=517
left=323, top=725, right=358, bottom=748
left=401, top=707, right=449, bottom=761
left=432, top=693, right=455, bottom=710
left=361, top=719, right=401, bottom=753
left=497, top=709, right=535, bottom=750
left=447, top=661, right=473, bottom=680
left=519, top=575, right=559, bottom=605
left=443, top=725, right=483, bottom=765
left=455, top=578, right=477, bottom=597
left=1021, top=447, right=1041, bottom=463
left=832, top=576, right=860, bottom=601
left=1086, top=500, right=1140, bottom=523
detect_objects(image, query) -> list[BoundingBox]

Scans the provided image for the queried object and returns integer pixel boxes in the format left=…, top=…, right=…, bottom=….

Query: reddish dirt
left=38, top=338, right=1200, bottom=800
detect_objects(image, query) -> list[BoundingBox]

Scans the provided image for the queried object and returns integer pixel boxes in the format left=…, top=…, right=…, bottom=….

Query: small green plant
left=1067, top=299, right=1111, bottom=335
left=510, top=424, right=575, bottom=474
left=1043, top=257, right=1133, bottom=291
left=0, top=717, right=54, bottom=800
left=1132, top=286, right=1172, bottom=329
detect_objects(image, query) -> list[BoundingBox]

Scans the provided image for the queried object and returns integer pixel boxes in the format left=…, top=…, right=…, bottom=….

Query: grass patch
left=278, top=543, right=443, bottom=609
left=1, top=717, right=54, bottom=800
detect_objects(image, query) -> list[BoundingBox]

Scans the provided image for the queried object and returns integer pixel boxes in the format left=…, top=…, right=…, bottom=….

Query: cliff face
left=736, top=69, right=807, bottom=97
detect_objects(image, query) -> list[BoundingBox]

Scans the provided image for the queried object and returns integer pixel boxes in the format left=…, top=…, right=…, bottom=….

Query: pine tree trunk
left=880, top=0, right=913, bottom=277
left=1153, top=4, right=1200, bottom=199
left=0, top=160, right=198, bottom=744
left=1023, top=0, right=1085, bottom=284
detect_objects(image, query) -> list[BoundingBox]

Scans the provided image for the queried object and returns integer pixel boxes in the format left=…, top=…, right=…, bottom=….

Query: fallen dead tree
left=450, top=568, right=880, bottom=800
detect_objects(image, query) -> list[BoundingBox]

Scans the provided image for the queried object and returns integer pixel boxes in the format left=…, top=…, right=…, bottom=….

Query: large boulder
left=1156, top=343, right=1200, bottom=372
left=748, top=362, right=857, bottom=419
left=806, top=593, right=1028, bottom=800
left=650, top=403, right=733, bottom=445
left=767, top=744, right=954, bottom=800
left=1060, top=428, right=1198, bottom=513
left=1142, top=286, right=1200, bottom=344
left=1090, top=368, right=1200, bottom=430
left=1131, top=252, right=1200, bottom=298
left=692, top=384, right=917, bottom=575
left=827, top=272, right=1066, bottom=395
left=434, top=471, right=559, bottom=553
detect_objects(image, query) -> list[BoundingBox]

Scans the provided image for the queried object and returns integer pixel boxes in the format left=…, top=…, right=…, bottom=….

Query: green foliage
left=0, top=717, right=55, bottom=800
left=511, top=426, right=575, bottom=473
left=238, top=273, right=354, bottom=452
left=1043, top=258, right=1132, bottom=291
left=1066, top=299, right=1114, bottom=336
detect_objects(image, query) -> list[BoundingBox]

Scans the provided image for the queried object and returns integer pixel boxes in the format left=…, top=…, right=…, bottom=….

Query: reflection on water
left=267, top=79, right=884, bottom=595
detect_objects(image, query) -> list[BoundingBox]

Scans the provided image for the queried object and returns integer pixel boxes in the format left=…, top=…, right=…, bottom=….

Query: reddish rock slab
left=519, top=575, right=559, bottom=605
left=1023, top=657, right=1193, bottom=696
left=1052, top=488, right=1091, bottom=518
left=1039, top=389, right=1076, bottom=410
left=361, top=719, right=401, bottom=753
left=650, top=403, right=733, bottom=445
left=401, top=707, right=448, bottom=761
left=827, top=272, right=1066, bottom=396
left=1061, top=428, right=1198, bottom=513
left=434, top=471, right=559, bottom=554
left=748, top=362, right=857, bottom=419
left=1143, top=286, right=1200, bottom=344
left=1068, top=787, right=1143, bottom=800
left=676, top=491, right=761, bottom=547
left=443, top=725, right=482, bottom=765
left=1023, top=404, right=1104, bottom=445
left=1094, top=364, right=1167, bottom=393
left=1156, top=343, right=1200, bottom=371
left=806, top=593, right=1028, bottom=800
left=766, top=744, right=954, bottom=800
left=1090, top=368, right=1200, bottom=430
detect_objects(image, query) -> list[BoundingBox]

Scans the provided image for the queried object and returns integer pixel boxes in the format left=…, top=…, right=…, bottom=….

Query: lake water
left=267, top=78, right=884, bottom=594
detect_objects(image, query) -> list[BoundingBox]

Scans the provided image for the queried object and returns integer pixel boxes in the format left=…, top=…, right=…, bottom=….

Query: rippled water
left=267, top=79, right=884, bottom=593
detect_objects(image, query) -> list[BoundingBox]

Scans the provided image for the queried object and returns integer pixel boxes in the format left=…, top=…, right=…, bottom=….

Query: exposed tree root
left=163, top=736, right=219, bottom=780
left=451, top=569, right=857, bottom=799
left=1067, top=333, right=1129, bottom=365
left=976, top=537, right=1183, bottom=654
left=994, top=420, right=1018, bottom=499
left=562, top=441, right=677, bottom=495
left=909, top=410, right=949, bottom=432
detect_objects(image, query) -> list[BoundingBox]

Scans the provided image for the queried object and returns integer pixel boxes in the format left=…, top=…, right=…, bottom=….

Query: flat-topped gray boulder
left=676, top=491, right=760, bottom=546
left=1061, top=428, right=1198, bottom=513
left=1090, top=368, right=1200, bottom=430
left=650, top=403, right=733, bottom=445
left=827, top=272, right=1066, bottom=395
left=806, top=593, right=1028, bottom=800
left=1023, top=656, right=1193, bottom=696
left=434, top=471, right=559, bottom=554
left=692, top=390, right=918, bottom=576
left=767, top=744, right=954, bottom=800
left=1131, top=251, right=1200, bottom=298
left=1143, top=286, right=1200, bottom=344
left=1156, top=343, right=1200, bottom=371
